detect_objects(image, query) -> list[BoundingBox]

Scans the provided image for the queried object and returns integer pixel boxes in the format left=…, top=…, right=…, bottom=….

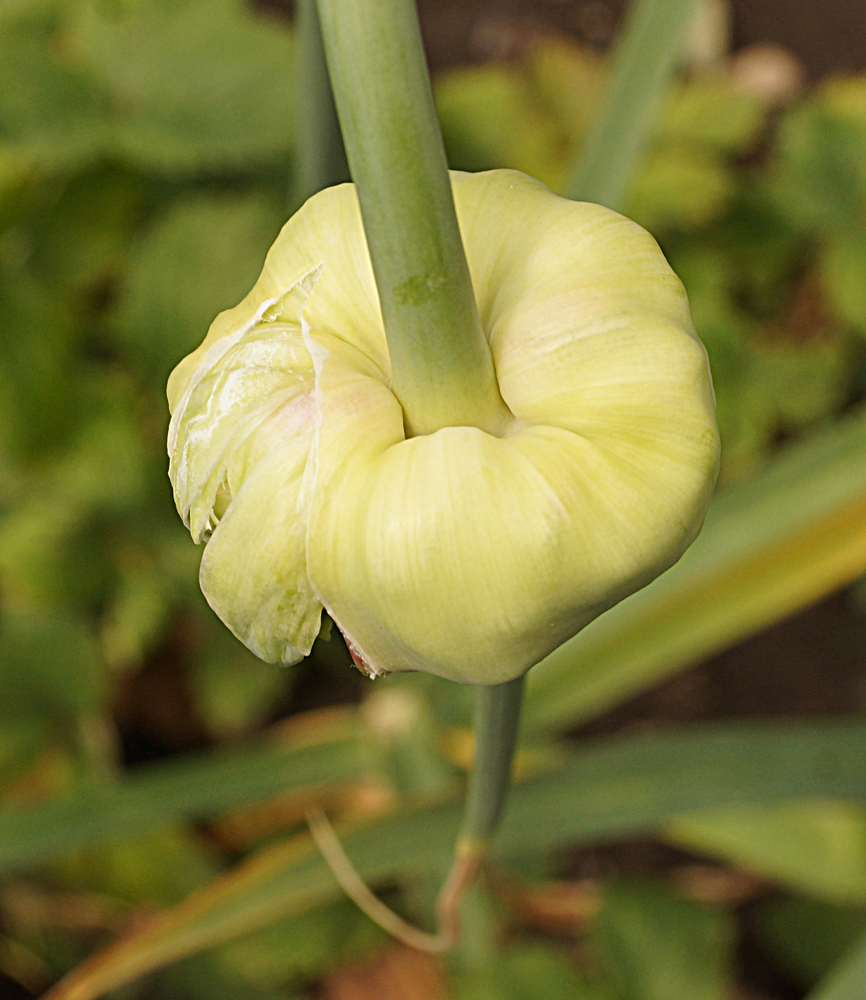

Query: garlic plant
left=168, top=168, right=719, bottom=685
left=166, top=0, right=717, bottom=951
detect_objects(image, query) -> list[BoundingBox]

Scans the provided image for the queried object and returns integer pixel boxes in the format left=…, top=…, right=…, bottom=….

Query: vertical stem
left=458, top=675, right=526, bottom=853
left=565, top=0, right=702, bottom=209
left=315, top=0, right=511, bottom=437
left=295, top=0, right=348, bottom=203
left=72, top=711, right=121, bottom=798
left=434, top=675, right=525, bottom=943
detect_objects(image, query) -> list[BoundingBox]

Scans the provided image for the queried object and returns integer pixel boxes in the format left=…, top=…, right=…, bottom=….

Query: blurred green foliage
left=591, top=880, right=734, bottom=1000
left=2, top=3, right=866, bottom=998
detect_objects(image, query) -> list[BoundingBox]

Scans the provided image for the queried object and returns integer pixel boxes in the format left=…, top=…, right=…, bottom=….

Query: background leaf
left=591, top=880, right=733, bottom=1000
left=112, top=191, right=283, bottom=375
left=753, top=896, right=866, bottom=991
left=38, top=721, right=866, bottom=1000
left=0, top=0, right=111, bottom=167
left=525, top=409, right=866, bottom=732
left=0, top=610, right=105, bottom=723
left=453, top=943, right=601, bottom=1000
left=0, top=711, right=368, bottom=871
left=808, top=931, right=866, bottom=1000
left=667, top=801, right=866, bottom=904
left=72, top=0, right=297, bottom=174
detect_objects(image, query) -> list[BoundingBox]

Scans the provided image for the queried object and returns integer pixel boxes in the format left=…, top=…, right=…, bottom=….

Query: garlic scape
left=168, top=168, right=719, bottom=685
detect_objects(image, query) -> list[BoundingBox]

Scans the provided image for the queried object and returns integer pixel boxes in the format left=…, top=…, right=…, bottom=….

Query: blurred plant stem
left=566, top=0, right=703, bottom=208
left=74, top=711, right=121, bottom=786
left=294, top=0, right=347, bottom=205
left=315, top=0, right=510, bottom=438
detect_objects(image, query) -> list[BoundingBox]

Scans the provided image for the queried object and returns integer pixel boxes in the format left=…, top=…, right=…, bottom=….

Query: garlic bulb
left=168, top=169, right=719, bottom=684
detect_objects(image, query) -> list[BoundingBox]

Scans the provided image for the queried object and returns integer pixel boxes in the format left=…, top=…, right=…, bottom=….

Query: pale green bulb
left=168, top=169, right=719, bottom=684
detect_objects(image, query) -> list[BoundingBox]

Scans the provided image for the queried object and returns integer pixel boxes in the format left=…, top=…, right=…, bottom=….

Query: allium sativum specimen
left=167, top=169, right=719, bottom=684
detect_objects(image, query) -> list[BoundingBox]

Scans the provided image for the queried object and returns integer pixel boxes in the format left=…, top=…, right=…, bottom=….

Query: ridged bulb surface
left=168, top=169, right=719, bottom=684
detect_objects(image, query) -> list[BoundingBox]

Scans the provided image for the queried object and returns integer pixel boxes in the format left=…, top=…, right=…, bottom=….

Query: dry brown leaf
left=321, top=944, right=447, bottom=1000
left=671, top=864, right=767, bottom=907
left=2, top=883, right=132, bottom=935
left=500, top=877, right=601, bottom=936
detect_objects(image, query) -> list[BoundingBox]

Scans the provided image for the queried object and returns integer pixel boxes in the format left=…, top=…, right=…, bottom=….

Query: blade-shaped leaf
left=42, top=721, right=866, bottom=1000
left=666, top=801, right=866, bottom=904
left=808, top=931, right=866, bottom=1000
left=565, top=0, right=702, bottom=207
left=525, top=408, right=866, bottom=732
left=753, top=896, right=866, bottom=990
left=0, top=711, right=368, bottom=872
left=452, top=942, right=600, bottom=1000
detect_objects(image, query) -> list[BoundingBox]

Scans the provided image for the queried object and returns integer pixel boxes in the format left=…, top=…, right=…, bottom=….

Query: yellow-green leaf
left=525, top=407, right=866, bottom=732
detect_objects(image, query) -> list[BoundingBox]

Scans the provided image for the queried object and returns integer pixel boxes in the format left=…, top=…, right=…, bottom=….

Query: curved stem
left=308, top=675, right=525, bottom=952
left=315, top=0, right=511, bottom=437
left=306, top=806, right=453, bottom=952
left=295, top=0, right=348, bottom=204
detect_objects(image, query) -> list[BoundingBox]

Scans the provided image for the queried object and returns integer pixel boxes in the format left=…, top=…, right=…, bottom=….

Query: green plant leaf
left=112, top=191, right=282, bottom=375
left=214, top=901, right=383, bottom=987
left=655, top=75, right=766, bottom=154
left=72, top=0, right=296, bottom=173
left=822, top=229, right=866, bottom=335
left=625, top=146, right=733, bottom=231
left=753, top=896, right=866, bottom=990
left=0, top=713, right=369, bottom=871
left=191, top=627, right=297, bottom=739
left=0, top=610, right=105, bottom=723
left=527, top=39, right=605, bottom=151
left=0, top=718, right=52, bottom=792
left=0, top=268, right=81, bottom=457
left=150, top=950, right=306, bottom=1000
left=453, top=943, right=602, bottom=1000
left=667, top=801, right=866, bottom=904
left=0, top=406, right=147, bottom=610
left=435, top=64, right=564, bottom=187
left=524, top=407, right=866, bottom=732
left=0, top=147, right=38, bottom=233
left=591, top=880, right=733, bottom=1000
left=808, top=931, right=866, bottom=1000
left=38, top=721, right=866, bottom=1000
left=51, top=827, right=219, bottom=907
left=100, top=545, right=173, bottom=671
left=27, top=163, right=146, bottom=292
left=771, top=78, right=866, bottom=234
left=0, top=0, right=111, bottom=166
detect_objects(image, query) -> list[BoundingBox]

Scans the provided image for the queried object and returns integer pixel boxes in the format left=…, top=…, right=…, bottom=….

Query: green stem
left=295, top=0, right=348, bottom=203
left=459, top=676, right=526, bottom=853
left=430, top=675, right=526, bottom=945
left=315, top=0, right=511, bottom=437
left=565, top=0, right=702, bottom=208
